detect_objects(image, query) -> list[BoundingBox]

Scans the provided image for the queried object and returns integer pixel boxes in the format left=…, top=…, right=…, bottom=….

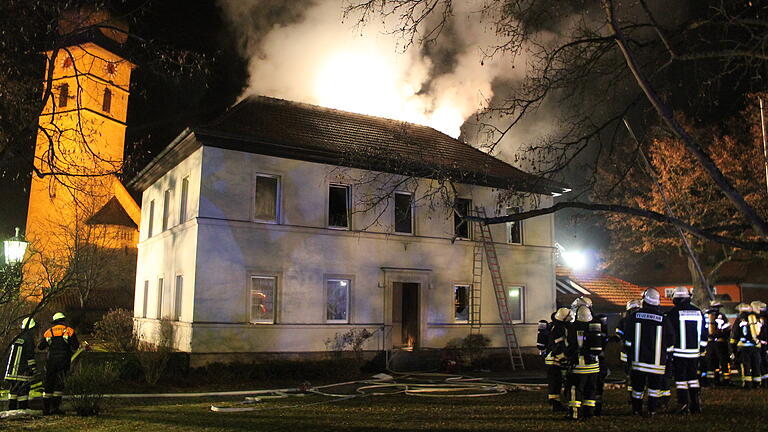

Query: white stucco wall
left=134, top=144, right=557, bottom=354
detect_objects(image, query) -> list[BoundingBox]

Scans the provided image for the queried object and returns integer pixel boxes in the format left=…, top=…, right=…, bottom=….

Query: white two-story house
left=129, top=96, right=568, bottom=363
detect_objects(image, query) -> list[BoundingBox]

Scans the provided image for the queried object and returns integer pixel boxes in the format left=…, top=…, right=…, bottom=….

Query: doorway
left=392, top=282, right=420, bottom=348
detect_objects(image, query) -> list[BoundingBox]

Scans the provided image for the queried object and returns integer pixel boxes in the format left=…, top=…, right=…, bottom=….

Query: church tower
left=24, top=9, right=140, bottom=298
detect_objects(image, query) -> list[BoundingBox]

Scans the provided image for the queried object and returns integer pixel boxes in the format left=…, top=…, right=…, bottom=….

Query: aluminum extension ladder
left=474, top=206, right=525, bottom=371
left=469, top=219, right=484, bottom=335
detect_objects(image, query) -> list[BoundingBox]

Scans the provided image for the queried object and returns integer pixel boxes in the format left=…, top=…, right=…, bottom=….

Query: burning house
left=129, top=96, right=568, bottom=362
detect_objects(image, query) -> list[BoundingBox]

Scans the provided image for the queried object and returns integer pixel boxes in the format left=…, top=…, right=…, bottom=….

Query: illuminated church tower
left=25, top=9, right=140, bottom=299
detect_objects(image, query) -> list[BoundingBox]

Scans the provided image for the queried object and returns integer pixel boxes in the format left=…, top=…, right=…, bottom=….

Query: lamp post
left=4, top=227, right=29, bottom=265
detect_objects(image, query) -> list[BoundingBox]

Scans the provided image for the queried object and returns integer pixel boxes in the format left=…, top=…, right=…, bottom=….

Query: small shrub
left=92, top=309, right=137, bottom=352
left=324, top=328, right=372, bottom=361
left=65, top=362, right=120, bottom=416
left=135, top=319, right=173, bottom=384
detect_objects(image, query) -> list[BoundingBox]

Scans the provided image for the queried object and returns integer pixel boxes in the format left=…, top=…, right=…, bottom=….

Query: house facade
left=130, top=96, right=568, bottom=360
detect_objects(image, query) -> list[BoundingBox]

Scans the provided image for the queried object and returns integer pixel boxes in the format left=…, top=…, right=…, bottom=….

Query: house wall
left=134, top=145, right=557, bottom=354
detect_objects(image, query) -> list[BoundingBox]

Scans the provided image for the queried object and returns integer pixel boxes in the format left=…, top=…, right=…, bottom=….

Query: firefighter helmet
left=642, top=288, right=660, bottom=306
left=737, top=303, right=753, bottom=313
left=554, top=307, right=572, bottom=322
left=571, top=296, right=593, bottom=310
left=52, top=312, right=66, bottom=321
left=576, top=305, right=593, bottom=323
left=672, top=287, right=691, bottom=298
left=20, top=317, right=35, bottom=329
left=626, top=299, right=642, bottom=311
left=750, top=301, right=766, bottom=314
left=709, top=300, right=722, bottom=309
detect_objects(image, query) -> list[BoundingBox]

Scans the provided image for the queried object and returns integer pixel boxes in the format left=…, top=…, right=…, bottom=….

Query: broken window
left=326, top=279, right=350, bottom=323
left=453, top=198, right=472, bottom=239
left=58, top=83, right=69, bottom=108
left=251, top=276, right=276, bottom=324
left=394, top=192, right=413, bottom=234
left=102, top=87, right=112, bottom=112
left=506, top=206, right=523, bottom=244
left=507, top=286, right=524, bottom=321
left=254, top=175, right=279, bottom=222
left=454, top=285, right=470, bottom=322
left=328, top=184, right=350, bottom=228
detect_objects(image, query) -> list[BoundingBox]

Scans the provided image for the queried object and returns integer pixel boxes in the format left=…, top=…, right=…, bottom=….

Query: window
left=454, top=285, right=470, bottom=322
left=506, top=206, right=523, bottom=244
left=58, top=83, right=69, bottom=108
left=141, top=280, right=149, bottom=318
left=254, top=175, right=279, bottom=222
left=326, top=279, right=350, bottom=323
left=250, top=276, right=276, bottom=324
left=394, top=192, right=414, bottom=234
left=454, top=198, right=472, bottom=239
left=102, top=87, right=112, bottom=112
left=156, top=278, right=164, bottom=319
left=507, top=286, right=524, bottom=322
left=665, top=288, right=676, bottom=298
left=179, top=177, right=189, bottom=223
left=162, top=189, right=172, bottom=231
left=328, top=184, right=350, bottom=228
left=147, top=200, right=155, bottom=237
left=173, top=275, right=183, bottom=321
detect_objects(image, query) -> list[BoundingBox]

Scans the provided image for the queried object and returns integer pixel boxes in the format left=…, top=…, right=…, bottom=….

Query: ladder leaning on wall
left=473, top=206, right=525, bottom=371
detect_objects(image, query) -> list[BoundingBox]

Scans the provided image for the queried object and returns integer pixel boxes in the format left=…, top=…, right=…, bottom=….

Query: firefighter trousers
left=6, top=377, right=32, bottom=409
left=43, top=358, right=70, bottom=411
left=546, top=365, right=564, bottom=403
left=673, top=356, right=701, bottom=410
left=630, top=370, right=666, bottom=414
left=739, top=347, right=762, bottom=387
left=569, top=371, right=598, bottom=419
left=705, top=341, right=730, bottom=382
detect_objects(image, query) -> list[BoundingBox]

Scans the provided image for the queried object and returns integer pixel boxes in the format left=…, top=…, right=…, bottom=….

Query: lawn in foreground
left=2, top=387, right=767, bottom=432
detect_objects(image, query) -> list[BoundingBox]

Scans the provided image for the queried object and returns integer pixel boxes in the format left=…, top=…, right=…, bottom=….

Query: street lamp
left=4, top=227, right=28, bottom=265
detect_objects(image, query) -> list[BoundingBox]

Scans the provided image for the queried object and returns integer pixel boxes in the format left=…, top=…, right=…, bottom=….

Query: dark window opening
left=454, top=285, right=469, bottom=321
left=394, top=192, right=413, bottom=234
left=454, top=198, right=471, bottom=239
left=328, top=184, right=350, bottom=228
left=507, top=206, right=523, bottom=244
left=58, top=83, right=69, bottom=108
left=102, top=88, right=112, bottom=112
left=254, top=175, right=279, bottom=222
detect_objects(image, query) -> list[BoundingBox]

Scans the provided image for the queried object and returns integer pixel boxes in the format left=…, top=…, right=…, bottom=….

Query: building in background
left=130, top=96, right=568, bottom=363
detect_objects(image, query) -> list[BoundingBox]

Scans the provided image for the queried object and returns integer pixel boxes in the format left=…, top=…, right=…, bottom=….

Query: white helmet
left=643, top=288, right=660, bottom=306
left=750, top=301, right=765, bottom=314
left=737, top=303, right=752, bottom=313
left=672, top=287, right=691, bottom=299
left=626, top=299, right=642, bottom=311
left=571, top=296, right=593, bottom=310
left=576, top=305, right=593, bottom=323
left=554, top=307, right=572, bottom=322
left=20, top=317, right=35, bottom=329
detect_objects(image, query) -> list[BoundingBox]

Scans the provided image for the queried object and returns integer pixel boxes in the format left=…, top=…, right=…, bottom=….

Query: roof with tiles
left=186, top=96, right=568, bottom=195
left=556, top=266, right=671, bottom=312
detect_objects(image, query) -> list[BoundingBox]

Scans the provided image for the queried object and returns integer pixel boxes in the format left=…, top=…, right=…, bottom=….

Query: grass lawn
left=2, top=386, right=767, bottom=432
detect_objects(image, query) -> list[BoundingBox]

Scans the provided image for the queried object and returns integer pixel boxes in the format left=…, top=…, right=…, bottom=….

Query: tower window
left=58, top=84, right=69, bottom=108
left=102, top=88, right=112, bottom=112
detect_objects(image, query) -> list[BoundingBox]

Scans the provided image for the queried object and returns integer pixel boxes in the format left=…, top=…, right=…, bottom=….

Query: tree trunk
left=687, top=255, right=710, bottom=308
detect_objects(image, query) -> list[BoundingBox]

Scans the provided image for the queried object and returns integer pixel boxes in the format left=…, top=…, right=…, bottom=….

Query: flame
left=313, top=50, right=463, bottom=138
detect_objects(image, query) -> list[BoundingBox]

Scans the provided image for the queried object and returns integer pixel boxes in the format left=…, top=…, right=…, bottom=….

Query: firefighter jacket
left=565, top=320, right=601, bottom=374
left=731, top=312, right=762, bottom=351
left=623, top=304, right=674, bottom=375
left=4, top=328, right=36, bottom=382
left=537, top=319, right=551, bottom=354
left=38, top=321, right=79, bottom=363
left=759, top=312, right=768, bottom=350
left=616, top=311, right=636, bottom=363
left=705, top=308, right=731, bottom=343
left=666, top=301, right=708, bottom=359
left=595, top=314, right=609, bottom=357
left=545, top=318, right=569, bottom=367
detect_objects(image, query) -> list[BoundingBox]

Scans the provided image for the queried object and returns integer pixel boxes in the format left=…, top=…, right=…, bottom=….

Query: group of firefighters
left=537, top=288, right=768, bottom=420
left=3, top=312, right=79, bottom=414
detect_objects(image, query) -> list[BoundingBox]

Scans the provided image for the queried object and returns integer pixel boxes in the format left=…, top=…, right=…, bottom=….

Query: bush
left=324, top=328, right=372, bottom=361
left=65, top=362, right=120, bottom=416
left=461, top=333, right=490, bottom=368
left=135, top=319, right=173, bottom=385
left=92, top=309, right=137, bottom=352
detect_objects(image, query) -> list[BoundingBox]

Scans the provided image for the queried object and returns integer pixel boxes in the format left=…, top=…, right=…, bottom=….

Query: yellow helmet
left=737, top=303, right=753, bottom=313
left=20, top=317, right=35, bottom=329
left=750, top=301, right=766, bottom=314
left=52, top=312, right=66, bottom=321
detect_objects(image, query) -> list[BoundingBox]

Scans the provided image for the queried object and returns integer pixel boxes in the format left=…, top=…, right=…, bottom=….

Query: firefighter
left=703, top=300, right=731, bottom=386
left=666, top=287, right=707, bottom=414
left=750, top=301, right=768, bottom=387
left=544, top=308, right=571, bottom=412
left=730, top=303, right=761, bottom=388
left=4, top=317, right=37, bottom=411
left=624, top=288, right=674, bottom=417
left=617, top=299, right=641, bottom=404
left=570, top=296, right=592, bottom=316
left=593, top=312, right=609, bottom=416
left=537, top=319, right=550, bottom=356
left=564, top=305, right=601, bottom=420
left=38, top=312, right=79, bottom=415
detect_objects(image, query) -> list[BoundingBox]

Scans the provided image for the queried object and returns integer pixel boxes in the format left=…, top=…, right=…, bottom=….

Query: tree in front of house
left=601, top=97, right=768, bottom=305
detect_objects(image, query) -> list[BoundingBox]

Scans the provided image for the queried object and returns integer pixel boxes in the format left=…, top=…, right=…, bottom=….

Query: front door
left=392, top=282, right=420, bottom=348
